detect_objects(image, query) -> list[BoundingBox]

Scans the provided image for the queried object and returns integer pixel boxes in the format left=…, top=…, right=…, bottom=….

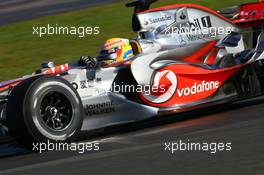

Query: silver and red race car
left=0, top=0, right=264, bottom=147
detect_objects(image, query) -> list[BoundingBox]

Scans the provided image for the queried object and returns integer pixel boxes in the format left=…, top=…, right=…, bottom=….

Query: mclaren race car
left=1, top=0, right=264, bottom=147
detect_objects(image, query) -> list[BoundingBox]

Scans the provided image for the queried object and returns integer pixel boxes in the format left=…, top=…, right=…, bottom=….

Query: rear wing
left=218, top=1, right=264, bottom=27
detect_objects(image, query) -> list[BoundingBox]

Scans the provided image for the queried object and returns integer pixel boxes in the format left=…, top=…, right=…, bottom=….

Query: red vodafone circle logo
left=143, top=70, right=177, bottom=104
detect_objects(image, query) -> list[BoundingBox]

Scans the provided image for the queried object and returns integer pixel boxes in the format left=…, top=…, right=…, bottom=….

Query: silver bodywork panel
left=62, top=67, right=159, bottom=131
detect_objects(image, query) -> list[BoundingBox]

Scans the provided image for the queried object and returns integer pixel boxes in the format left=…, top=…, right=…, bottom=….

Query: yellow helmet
left=98, top=38, right=134, bottom=66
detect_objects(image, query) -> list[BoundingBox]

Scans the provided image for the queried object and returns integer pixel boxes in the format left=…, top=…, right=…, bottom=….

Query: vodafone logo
left=177, top=81, right=219, bottom=97
left=143, top=70, right=177, bottom=104
left=143, top=69, right=221, bottom=104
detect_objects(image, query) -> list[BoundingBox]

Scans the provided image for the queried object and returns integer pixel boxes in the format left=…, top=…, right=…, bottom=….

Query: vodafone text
left=177, top=80, right=219, bottom=97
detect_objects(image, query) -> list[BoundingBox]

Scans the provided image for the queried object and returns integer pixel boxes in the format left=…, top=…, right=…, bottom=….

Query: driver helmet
left=98, top=38, right=134, bottom=66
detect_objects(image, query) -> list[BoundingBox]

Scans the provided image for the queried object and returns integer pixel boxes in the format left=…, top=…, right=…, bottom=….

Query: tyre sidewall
left=23, top=76, right=83, bottom=143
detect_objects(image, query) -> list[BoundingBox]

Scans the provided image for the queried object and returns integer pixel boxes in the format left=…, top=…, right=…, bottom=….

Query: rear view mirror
left=41, top=61, right=55, bottom=68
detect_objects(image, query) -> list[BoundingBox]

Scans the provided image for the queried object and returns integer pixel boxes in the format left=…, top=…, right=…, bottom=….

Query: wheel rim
left=40, top=91, right=73, bottom=131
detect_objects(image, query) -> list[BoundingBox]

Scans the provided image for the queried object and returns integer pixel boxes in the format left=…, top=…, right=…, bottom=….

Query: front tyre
left=6, top=76, right=83, bottom=147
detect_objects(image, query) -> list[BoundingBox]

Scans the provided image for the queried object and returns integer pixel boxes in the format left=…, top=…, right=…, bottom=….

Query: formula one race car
left=1, top=0, right=264, bottom=147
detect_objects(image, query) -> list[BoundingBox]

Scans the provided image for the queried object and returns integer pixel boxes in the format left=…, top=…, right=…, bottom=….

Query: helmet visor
left=98, top=47, right=120, bottom=61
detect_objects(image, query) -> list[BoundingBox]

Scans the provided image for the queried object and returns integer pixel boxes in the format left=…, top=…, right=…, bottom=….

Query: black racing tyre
left=6, top=76, right=83, bottom=148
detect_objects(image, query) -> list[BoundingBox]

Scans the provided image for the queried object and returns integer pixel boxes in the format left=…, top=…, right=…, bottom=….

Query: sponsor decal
left=163, top=16, right=212, bottom=35
left=186, top=33, right=213, bottom=41
left=143, top=20, right=149, bottom=26
left=72, top=78, right=102, bottom=90
left=141, top=64, right=240, bottom=106
left=144, top=15, right=173, bottom=26
left=178, top=35, right=187, bottom=45
left=104, top=39, right=129, bottom=50
left=144, top=70, right=220, bottom=104
left=185, top=16, right=212, bottom=31
left=139, top=40, right=156, bottom=50
left=180, top=12, right=187, bottom=20
left=177, top=80, right=219, bottom=97
left=158, top=16, right=213, bottom=41
left=143, top=70, right=177, bottom=103
left=84, top=101, right=115, bottom=116
left=160, top=15, right=233, bottom=42
left=176, top=7, right=188, bottom=23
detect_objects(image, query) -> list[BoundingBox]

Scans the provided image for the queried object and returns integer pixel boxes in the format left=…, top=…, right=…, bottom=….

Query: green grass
left=0, top=0, right=255, bottom=81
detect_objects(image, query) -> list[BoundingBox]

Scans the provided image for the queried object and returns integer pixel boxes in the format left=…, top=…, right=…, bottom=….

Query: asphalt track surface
left=0, top=1, right=264, bottom=175
left=0, top=0, right=122, bottom=25
left=0, top=97, right=263, bottom=175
